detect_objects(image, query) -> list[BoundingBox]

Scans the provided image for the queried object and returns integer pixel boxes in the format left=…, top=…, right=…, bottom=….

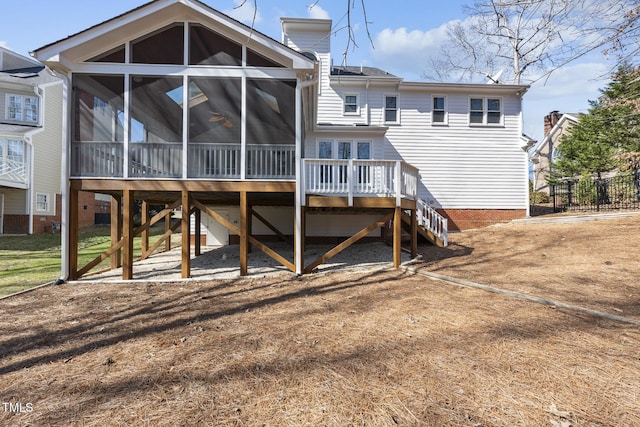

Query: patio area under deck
left=65, top=159, right=421, bottom=281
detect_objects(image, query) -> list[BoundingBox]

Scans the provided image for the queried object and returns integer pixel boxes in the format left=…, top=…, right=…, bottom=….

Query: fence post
left=596, top=178, right=601, bottom=212
left=567, top=181, right=573, bottom=208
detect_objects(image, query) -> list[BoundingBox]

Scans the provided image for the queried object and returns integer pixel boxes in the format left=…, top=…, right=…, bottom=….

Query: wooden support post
left=411, top=208, right=418, bottom=258
left=296, top=205, right=306, bottom=274
left=110, top=196, right=122, bottom=269
left=181, top=190, right=191, bottom=279
left=240, top=191, right=248, bottom=276
left=247, top=204, right=253, bottom=254
left=194, top=207, right=202, bottom=257
left=165, top=203, right=172, bottom=252
left=122, top=189, right=134, bottom=280
left=141, top=201, right=149, bottom=258
left=393, top=206, right=402, bottom=268
left=68, top=188, right=79, bottom=281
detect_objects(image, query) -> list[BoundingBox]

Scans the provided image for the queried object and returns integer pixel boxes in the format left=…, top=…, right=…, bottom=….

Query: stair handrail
left=416, top=199, right=448, bottom=247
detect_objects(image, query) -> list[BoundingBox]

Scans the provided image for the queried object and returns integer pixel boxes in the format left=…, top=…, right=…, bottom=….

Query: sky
left=0, top=0, right=617, bottom=142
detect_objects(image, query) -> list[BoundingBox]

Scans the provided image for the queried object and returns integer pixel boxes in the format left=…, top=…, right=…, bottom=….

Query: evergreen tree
left=551, top=65, right=640, bottom=180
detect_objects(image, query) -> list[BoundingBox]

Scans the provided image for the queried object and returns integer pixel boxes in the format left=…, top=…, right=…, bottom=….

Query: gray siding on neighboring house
left=2, top=188, right=27, bottom=214
left=31, top=81, right=63, bottom=217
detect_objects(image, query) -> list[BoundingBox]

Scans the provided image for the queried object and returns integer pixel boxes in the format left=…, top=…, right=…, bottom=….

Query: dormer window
left=5, top=94, right=38, bottom=123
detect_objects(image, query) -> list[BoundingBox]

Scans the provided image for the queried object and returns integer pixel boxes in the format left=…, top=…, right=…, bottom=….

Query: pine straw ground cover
left=1, top=215, right=639, bottom=426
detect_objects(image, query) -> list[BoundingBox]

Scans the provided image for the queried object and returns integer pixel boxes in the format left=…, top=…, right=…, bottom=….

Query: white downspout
left=46, top=68, right=71, bottom=282
left=295, top=72, right=318, bottom=275
left=26, top=137, right=34, bottom=234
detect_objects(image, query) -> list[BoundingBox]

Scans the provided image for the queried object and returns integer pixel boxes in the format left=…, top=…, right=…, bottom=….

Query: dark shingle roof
left=331, top=66, right=397, bottom=78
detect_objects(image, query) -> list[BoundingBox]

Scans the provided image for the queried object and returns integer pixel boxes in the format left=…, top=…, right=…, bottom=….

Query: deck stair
left=401, top=199, right=448, bottom=247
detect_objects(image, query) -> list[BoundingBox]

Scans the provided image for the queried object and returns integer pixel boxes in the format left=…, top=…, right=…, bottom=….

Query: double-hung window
left=36, top=193, right=50, bottom=212
left=384, top=95, right=398, bottom=123
left=469, top=97, right=502, bottom=125
left=344, top=94, right=358, bottom=114
left=7, top=139, right=25, bottom=164
left=6, top=94, right=38, bottom=123
left=432, top=96, right=447, bottom=124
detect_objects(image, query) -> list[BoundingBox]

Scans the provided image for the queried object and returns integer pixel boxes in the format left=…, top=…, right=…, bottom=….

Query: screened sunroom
left=70, top=21, right=303, bottom=180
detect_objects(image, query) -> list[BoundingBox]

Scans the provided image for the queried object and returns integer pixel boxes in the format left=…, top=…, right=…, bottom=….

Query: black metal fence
left=549, top=171, right=640, bottom=212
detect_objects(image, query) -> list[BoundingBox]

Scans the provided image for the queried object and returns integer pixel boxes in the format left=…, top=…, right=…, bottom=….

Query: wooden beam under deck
left=307, top=195, right=416, bottom=210
left=70, top=179, right=296, bottom=194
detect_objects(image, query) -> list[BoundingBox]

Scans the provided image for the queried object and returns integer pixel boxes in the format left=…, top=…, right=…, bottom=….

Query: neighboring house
left=0, top=46, right=111, bottom=235
left=32, top=0, right=530, bottom=280
left=529, top=111, right=579, bottom=194
left=0, top=46, right=63, bottom=234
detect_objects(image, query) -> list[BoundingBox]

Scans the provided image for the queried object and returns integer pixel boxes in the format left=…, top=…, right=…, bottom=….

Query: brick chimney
left=543, top=111, right=562, bottom=136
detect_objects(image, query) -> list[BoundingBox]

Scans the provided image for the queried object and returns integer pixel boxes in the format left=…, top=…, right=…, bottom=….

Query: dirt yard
left=1, top=213, right=639, bottom=426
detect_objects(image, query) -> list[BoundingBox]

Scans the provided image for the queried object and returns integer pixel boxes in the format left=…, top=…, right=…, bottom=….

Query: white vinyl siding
left=384, top=91, right=526, bottom=210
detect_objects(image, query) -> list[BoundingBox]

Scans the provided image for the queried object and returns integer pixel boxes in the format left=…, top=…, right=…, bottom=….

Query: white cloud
left=370, top=23, right=450, bottom=80
left=524, top=62, right=611, bottom=140
left=308, top=4, right=330, bottom=20
left=527, top=62, right=610, bottom=100
left=0, top=41, right=8, bottom=48
left=223, top=0, right=263, bottom=25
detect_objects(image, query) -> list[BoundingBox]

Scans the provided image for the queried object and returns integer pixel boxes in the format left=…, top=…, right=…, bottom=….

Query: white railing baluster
left=416, top=198, right=448, bottom=247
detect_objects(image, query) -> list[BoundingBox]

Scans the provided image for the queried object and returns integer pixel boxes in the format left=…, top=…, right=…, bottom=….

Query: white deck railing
left=71, top=142, right=124, bottom=177
left=303, top=159, right=418, bottom=205
left=71, top=142, right=296, bottom=180
left=247, top=145, right=296, bottom=179
left=130, top=142, right=182, bottom=178
left=417, top=198, right=448, bottom=246
left=0, top=158, right=28, bottom=184
left=188, top=143, right=241, bottom=179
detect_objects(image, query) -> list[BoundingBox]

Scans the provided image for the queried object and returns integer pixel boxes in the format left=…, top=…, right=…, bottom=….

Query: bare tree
left=427, top=0, right=637, bottom=85
left=234, top=0, right=374, bottom=67
left=605, top=3, right=640, bottom=66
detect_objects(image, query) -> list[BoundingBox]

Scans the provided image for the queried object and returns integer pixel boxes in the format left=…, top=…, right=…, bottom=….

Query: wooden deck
left=65, top=159, right=443, bottom=280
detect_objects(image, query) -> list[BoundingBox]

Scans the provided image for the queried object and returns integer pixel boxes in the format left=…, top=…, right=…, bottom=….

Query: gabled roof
left=0, top=46, right=59, bottom=86
left=529, top=113, right=579, bottom=157
left=0, top=46, right=42, bottom=71
left=32, top=0, right=315, bottom=71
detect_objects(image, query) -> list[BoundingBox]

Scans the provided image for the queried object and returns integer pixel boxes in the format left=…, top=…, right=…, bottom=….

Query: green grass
left=0, top=226, right=174, bottom=297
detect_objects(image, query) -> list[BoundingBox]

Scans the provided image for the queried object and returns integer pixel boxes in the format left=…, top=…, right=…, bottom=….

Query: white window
left=316, top=140, right=372, bottom=184
left=6, top=94, right=38, bottom=122
left=7, top=139, right=25, bottom=163
left=469, top=97, right=502, bottom=125
left=432, top=96, right=447, bottom=124
left=384, top=95, right=399, bottom=123
left=36, top=193, right=49, bottom=212
left=317, top=140, right=371, bottom=160
left=343, top=94, right=358, bottom=115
